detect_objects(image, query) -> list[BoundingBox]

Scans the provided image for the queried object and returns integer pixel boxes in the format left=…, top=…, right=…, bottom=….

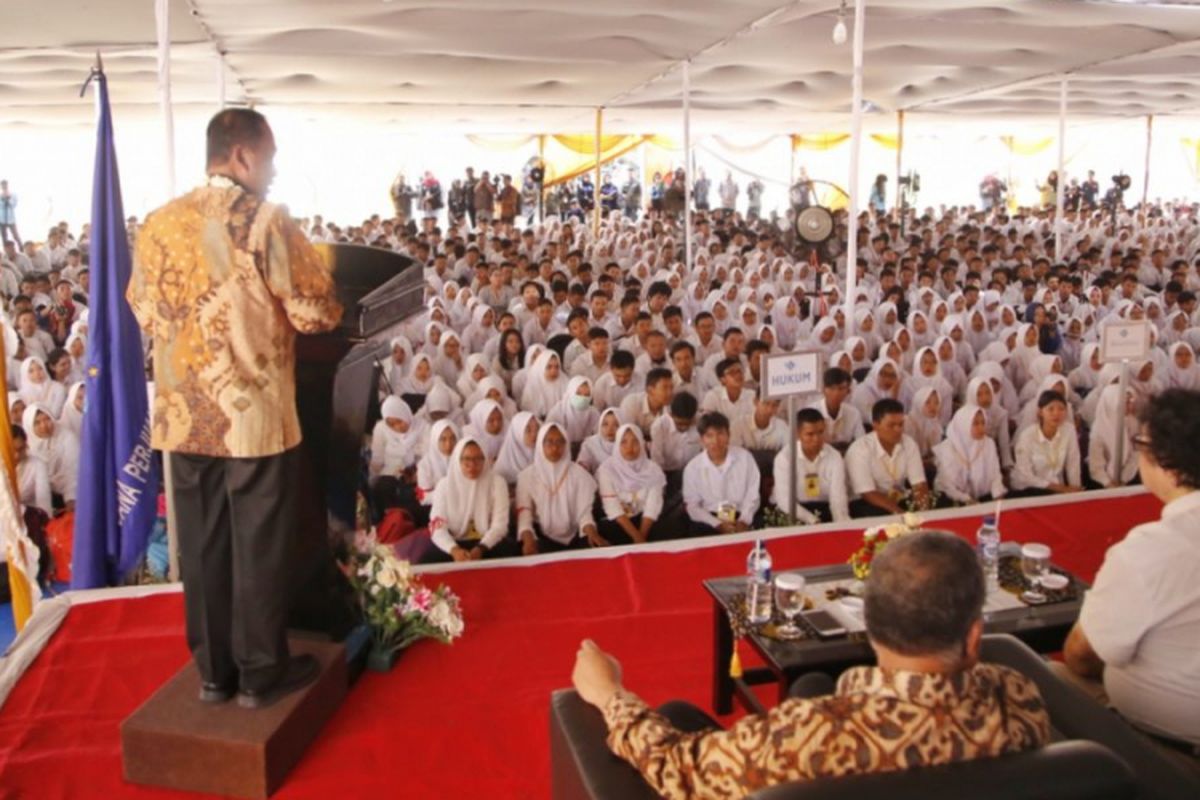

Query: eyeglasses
left=1131, top=434, right=1153, bottom=451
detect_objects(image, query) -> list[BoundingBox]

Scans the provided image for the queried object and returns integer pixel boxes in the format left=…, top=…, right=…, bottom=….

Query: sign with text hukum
left=762, top=351, right=822, bottom=400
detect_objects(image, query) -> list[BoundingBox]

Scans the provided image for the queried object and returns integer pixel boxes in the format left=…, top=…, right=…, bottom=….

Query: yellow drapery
left=870, top=133, right=900, bottom=150
left=792, top=133, right=850, bottom=151
left=1000, top=135, right=1054, bottom=156
left=542, top=134, right=650, bottom=188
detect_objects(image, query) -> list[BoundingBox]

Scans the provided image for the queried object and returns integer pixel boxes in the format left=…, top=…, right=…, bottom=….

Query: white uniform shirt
left=771, top=444, right=850, bottom=523
left=648, top=415, right=701, bottom=472
left=1010, top=423, right=1082, bottom=490
left=1079, top=491, right=1200, bottom=744
left=806, top=397, right=864, bottom=447
left=731, top=414, right=789, bottom=453
left=682, top=446, right=761, bottom=527
left=845, top=432, right=927, bottom=499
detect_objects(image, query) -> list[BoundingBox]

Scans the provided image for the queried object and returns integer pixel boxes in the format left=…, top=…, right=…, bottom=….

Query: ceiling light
left=832, top=0, right=848, bottom=45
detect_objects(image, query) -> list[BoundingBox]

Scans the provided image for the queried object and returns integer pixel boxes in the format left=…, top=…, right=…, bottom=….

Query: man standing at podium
left=128, top=109, right=343, bottom=708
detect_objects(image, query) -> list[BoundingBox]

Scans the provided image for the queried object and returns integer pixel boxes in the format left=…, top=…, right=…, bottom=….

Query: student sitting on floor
left=596, top=424, right=667, bottom=545
left=845, top=399, right=931, bottom=518
left=425, top=437, right=512, bottom=563
left=1010, top=390, right=1083, bottom=497
left=770, top=408, right=850, bottom=524
left=681, top=412, right=761, bottom=536
left=934, top=405, right=1006, bottom=506
left=516, top=422, right=602, bottom=554
left=806, top=367, right=863, bottom=451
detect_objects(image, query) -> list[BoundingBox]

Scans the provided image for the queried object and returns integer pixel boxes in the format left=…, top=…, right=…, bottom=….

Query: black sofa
left=549, top=635, right=1199, bottom=800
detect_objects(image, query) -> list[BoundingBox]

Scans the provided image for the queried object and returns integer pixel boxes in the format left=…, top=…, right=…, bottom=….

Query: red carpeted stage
left=0, top=489, right=1160, bottom=799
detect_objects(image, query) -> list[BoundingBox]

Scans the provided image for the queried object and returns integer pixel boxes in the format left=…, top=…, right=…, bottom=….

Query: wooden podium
left=121, top=639, right=347, bottom=798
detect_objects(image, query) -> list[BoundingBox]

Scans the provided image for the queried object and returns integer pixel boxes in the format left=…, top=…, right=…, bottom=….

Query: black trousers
left=170, top=447, right=299, bottom=692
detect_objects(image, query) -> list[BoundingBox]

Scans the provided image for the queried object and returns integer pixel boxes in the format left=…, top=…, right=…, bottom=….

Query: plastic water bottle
left=977, top=515, right=1000, bottom=592
left=746, top=540, right=773, bottom=624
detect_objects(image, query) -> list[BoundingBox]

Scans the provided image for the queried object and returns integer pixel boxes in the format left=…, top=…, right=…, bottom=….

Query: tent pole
left=894, top=109, right=905, bottom=209
left=1055, top=79, right=1067, bottom=263
left=594, top=108, right=603, bottom=236
left=683, top=59, right=693, bottom=271
left=155, top=0, right=180, bottom=583
left=538, top=134, right=546, bottom=222
left=155, top=0, right=176, bottom=199
left=843, top=0, right=866, bottom=338
left=1142, top=114, right=1153, bottom=207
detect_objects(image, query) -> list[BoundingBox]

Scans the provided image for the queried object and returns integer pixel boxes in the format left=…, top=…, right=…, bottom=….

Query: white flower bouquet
left=346, top=538, right=465, bottom=657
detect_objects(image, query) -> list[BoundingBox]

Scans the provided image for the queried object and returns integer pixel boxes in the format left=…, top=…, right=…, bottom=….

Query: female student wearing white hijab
left=425, top=437, right=512, bottom=563
left=19, top=357, right=65, bottom=419
left=494, top=411, right=539, bottom=485
left=386, top=336, right=414, bottom=395
left=576, top=407, right=622, bottom=474
left=1068, top=343, right=1103, bottom=397
left=520, top=349, right=567, bottom=417
left=1010, top=390, right=1083, bottom=497
left=13, top=425, right=52, bottom=515
left=515, top=422, right=601, bottom=554
left=416, top=419, right=459, bottom=507
left=464, top=399, right=507, bottom=462
left=596, top=424, right=667, bottom=545
left=60, top=382, right=85, bottom=438
left=432, top=331, right=466, bottom=387
left=905, top=386, right=944, bottom=464
left=1165, top=342, right=1200, bottom=390
left=909, top=346, right=955, bottom=425
left=934, top=405, right=1007, bottom=506
left=1087, top=384, right=1140, bottom=489
left=22, top=402, right=78, bottom=509
left=369, top=396, right=429, bottom=524
left=545, top=376, right=599, bottom=449
left=395, top=352, right=440, bottom=411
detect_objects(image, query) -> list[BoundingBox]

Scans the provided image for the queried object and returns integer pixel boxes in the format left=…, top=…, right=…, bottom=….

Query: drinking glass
left=773, top=573, right=807, bottom=640
left=1020, top=543, right=1051, bottom=604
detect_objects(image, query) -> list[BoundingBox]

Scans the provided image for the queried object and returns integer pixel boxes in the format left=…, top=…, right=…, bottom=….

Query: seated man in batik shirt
left=571, top=531, right=1050, bottom=799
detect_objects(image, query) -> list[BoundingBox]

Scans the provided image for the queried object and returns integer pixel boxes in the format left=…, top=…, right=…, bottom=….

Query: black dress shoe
left=198, top=681, right=237, bottom=704
left=236, top=655, right=320, bottom=710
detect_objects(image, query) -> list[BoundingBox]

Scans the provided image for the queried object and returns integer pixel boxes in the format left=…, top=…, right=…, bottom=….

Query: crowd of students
left=335, top=189, right=1200, bottom=563
left=5, top=185, right=1200, bottom=568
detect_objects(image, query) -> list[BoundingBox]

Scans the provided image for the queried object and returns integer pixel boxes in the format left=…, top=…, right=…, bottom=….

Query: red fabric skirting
left=0, top=491, right=1159, bottom=799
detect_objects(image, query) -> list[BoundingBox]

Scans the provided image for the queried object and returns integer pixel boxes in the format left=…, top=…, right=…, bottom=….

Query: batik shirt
left=128, top=176, right=343, bottom=457
left=603, top=663, right=1050, bottom=799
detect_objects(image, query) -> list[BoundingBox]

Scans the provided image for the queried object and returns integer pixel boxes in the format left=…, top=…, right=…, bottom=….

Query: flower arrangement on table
left=345, top=538, right=464, bottom=669
left=848, top=512, right=924, bottom=580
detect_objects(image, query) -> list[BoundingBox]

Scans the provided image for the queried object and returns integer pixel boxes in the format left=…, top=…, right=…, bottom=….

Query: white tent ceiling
left=4, top=0, right=1200, bottom=131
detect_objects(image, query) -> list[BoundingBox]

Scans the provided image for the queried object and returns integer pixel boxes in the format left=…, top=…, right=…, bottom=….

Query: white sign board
left=1100, top=320, right=1151, bottom=364
left=762, top=351, right=822, bottom=400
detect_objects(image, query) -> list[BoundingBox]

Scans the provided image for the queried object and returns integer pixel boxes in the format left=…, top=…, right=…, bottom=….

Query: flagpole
left=0, top=329, right=39, bottom=632
left=155, top=0, right=177, bottom=198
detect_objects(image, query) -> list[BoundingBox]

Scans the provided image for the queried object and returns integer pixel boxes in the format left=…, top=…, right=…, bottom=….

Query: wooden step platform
left=121, top=638, right=347, bottom=799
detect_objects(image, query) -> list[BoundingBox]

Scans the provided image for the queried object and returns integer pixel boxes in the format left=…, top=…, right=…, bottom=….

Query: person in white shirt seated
left=1061, top=389, right=1200, bottom=762
left=21, top=402, right=79, bottom=513
left=424, top=437, right=513, bottom=563
left=845, top=399, right=932, bottom=518
left=1086, top=383, right=1141, bottom=489
left=682, top=412, right=762, bottom=536
left=592, top=349, right=638, bottom=411
left=1010, top=390, right=1084, bottom=497
left=933, top=405, right=1007, bottom=506
left=596, top=424, right=668, bottom=545
left=577, top=407, right=622, bottom=474
left=545, top=375, right=599, bottom=453
left=668, top=340, right=700, bottom=399
left=569, top=327, right=611, bottom=383
left=700, top=358, right=755, bottom=421
left=649, top=391, right=701, bottom=497
left=770, top=409, right=850, bottom=525
left=732, top=396, right=789, bottom=454
left=368, top=396, right=430, bottom=525
left=619, top=368, right=674, bottom=439
left=415, top=419, right=459, bottom=509
left=633, top=331, right=671, bottom=383
left=13, top=424, right=52, bottom=516
left=807, top=368, right=863, bottom=452
left=516, top=422, right=603, bottom=554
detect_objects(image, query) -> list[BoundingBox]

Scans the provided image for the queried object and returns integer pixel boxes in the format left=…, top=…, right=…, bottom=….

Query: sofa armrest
left=549, top=689, right=660, bottom=800
left=980, top=634, right=1200, bottom=800
left=749, top=740, right=1135, bottom=800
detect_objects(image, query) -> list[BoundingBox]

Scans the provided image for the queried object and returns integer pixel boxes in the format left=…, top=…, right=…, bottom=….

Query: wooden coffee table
left=704, top=556, right=1087, bottom=715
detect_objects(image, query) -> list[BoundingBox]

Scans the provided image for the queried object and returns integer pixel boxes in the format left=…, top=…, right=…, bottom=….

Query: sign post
left=762, top=351, right=823, bottom=524
left=1100, top=320, right=1151, bottom=484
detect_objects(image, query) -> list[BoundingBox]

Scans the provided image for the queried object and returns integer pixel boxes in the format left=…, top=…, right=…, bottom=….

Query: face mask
left=570, top=395, right=592, bottom=411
